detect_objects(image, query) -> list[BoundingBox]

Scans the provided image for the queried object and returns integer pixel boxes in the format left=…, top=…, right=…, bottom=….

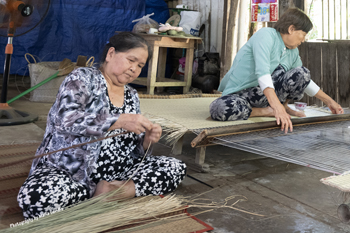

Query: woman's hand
left=143, top=123, right=162, bottom=149
left=326, top=99, right=344, bottom=114
left=273, top=103, right=293, bottom=133
left=264, top=88, right=293, bottom=133
left=109, top=114, right=153, bottom=134
left=314, top=89, right=344, bottom=114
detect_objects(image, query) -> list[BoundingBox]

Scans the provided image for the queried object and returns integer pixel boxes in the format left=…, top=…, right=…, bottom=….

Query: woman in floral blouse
left=18, top=32, right=187, bottom=219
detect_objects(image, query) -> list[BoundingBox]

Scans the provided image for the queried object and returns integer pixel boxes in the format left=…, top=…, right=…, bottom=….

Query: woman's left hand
left=143, top=123, right=162, bottom=149
left=314, top=89, right=344, bottom=114
left=327, top=100, right=344, bottom=114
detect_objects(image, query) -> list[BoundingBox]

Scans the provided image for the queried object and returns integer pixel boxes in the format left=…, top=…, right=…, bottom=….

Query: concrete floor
left=2, top=75, right=350, bottom=232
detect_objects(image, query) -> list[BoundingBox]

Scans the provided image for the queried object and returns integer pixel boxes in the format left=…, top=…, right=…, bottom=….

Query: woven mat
left=140, top=97, right=332, bottom=131
left=320, top=173, right=350, bottom=192
left=0, top=143, right=38, bottom=181
left=0, top=143, right=39, bottom=229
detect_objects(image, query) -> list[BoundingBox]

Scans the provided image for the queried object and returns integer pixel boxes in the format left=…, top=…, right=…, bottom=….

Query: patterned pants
left=18, top=154, right=186, bottom=219
left=210, top=65, right=311, bottom=121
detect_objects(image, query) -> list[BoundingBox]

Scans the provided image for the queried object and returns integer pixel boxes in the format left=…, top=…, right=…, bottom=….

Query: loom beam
left=191, top=113, right=350, bottom=147
left=190, top=113, right=350, bottom=171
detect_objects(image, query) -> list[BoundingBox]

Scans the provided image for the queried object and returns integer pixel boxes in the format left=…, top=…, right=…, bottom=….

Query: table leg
left=147, top=45, right=159, bottom=95
left=156, top=47, right=167, bottom=93
left=183, top=40, right=195, bottom=94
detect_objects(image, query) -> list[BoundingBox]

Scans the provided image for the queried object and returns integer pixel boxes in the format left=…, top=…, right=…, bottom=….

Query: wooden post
left=223, top=0, right=239, bottom=79
left=322, top=42, right=337, bottom=104
left=336, top=42, right=350, bottom=108
left=195, top=146, right=206, bottom=165
left=307, top=43, right=323, bottom=107
left=220, top=0, right=228, bottom=81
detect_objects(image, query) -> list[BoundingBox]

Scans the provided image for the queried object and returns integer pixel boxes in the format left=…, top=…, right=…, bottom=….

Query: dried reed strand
left=3, top=195, right=186, bottom=233
left=143, top=112, right=188, bottom=147
left=3, top=190, right=265, bottom=233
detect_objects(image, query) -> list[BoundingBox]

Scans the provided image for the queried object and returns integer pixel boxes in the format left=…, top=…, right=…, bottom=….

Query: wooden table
left=132, top=34, right=202, bottom=95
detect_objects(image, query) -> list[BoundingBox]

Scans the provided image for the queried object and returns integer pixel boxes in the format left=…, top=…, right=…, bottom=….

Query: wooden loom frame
left=171, top=113, right=350, bottom=172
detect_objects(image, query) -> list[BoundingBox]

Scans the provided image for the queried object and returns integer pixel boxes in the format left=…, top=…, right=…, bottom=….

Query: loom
left=139, top=95, right=350, bottom=221
left=139, top=95, right=349, bottom=172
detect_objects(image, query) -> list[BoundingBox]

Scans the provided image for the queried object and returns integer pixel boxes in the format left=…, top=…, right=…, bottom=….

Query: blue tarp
left=0, top=0, right=169, bottom=76
left=146, top=0, right=169, bottom=24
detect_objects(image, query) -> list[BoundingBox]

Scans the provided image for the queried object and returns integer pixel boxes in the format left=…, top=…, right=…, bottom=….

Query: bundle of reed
left=1, top=192, right=188, bottom=233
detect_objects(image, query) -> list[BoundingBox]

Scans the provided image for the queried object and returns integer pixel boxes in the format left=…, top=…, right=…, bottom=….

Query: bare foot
left=93, top=180, right=136, bottom=199
left=284, top=105, right=306, bottom=117
left=250, top=107, right=275, bottom=117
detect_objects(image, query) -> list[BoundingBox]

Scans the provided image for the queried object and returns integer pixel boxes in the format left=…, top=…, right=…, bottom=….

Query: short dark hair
left=100, top=32, right=152, bottom=64
left=274, top=8, right=313, bottom=34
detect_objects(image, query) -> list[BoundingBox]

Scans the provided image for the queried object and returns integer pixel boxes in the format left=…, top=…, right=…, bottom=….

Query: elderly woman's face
left=283, top=25, right=307, bottom=49
left=104, top=46, right=148, bottom=86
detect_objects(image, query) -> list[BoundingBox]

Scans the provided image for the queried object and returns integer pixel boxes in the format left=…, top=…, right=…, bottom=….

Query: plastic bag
left=179, top=11, right=202, bottom=36
left=132, top=13, right=159, bottom=33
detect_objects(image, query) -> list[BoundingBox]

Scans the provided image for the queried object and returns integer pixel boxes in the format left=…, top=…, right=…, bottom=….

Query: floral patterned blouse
left=29, top=67, right=146, bottom=197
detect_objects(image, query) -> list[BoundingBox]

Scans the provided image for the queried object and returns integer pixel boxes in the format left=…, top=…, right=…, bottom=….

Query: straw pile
left=1, top=193, right=187, bottom=233
left=1, top=188, right=265, bottom=233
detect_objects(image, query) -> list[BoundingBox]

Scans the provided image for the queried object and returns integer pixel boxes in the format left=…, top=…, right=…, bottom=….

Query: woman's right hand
left=264, top=88, right=293, bottom=133
left=273, top=103, right=293, bottom=133
left=109, top=114, right=153, bottom=134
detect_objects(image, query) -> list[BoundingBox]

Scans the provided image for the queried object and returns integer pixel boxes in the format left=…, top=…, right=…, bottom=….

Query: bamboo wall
left=298, top=41, right=350, bottom=108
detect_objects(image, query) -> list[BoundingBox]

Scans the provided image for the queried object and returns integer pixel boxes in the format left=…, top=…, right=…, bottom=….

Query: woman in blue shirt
left=210, top=8, right=343, bottom=133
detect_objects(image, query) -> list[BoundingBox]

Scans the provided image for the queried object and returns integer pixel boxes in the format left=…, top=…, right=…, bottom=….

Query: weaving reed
left=209, top=120, right=350, bottom=175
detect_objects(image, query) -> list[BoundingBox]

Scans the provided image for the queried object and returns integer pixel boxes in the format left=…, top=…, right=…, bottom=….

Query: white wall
left=180, top=0, right=225, bottom=56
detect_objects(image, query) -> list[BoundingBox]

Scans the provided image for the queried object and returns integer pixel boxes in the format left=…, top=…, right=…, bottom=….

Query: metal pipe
left=340, top=0, right=342, bottom=39
left=328, top=0, right=330, bottom=39
left=334, top=0, right=336, bottom=39
left=1, top=36, right=13, bottom=103
left=347, top=0, right=349, bottom=39
left=322, top=0, right=324, bottom=39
